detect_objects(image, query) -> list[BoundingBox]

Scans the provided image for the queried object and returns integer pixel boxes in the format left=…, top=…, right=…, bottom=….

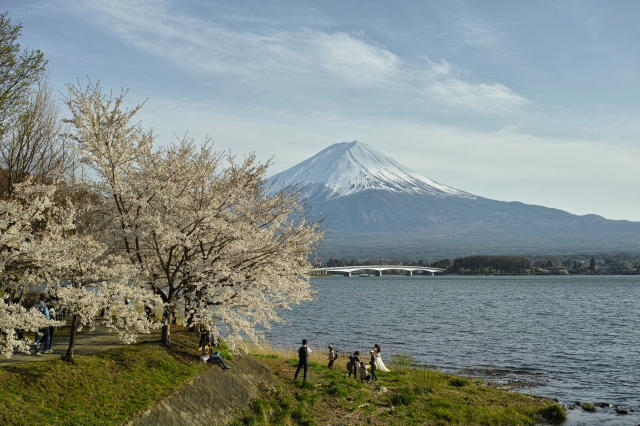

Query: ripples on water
left=266, top=275, right=640, bottom=425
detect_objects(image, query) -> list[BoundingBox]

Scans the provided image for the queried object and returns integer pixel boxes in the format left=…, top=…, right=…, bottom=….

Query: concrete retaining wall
left=128, top=355, right=274, bottom=426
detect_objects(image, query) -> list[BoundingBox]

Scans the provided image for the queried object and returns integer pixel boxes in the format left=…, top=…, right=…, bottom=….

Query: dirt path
left=0, top=323, right=161, bottom=366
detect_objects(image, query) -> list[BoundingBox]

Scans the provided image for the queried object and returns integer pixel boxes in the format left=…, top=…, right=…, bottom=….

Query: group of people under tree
left=13, top=292, right=58, bottom=355
left=293, top=339, right=390, bottom=383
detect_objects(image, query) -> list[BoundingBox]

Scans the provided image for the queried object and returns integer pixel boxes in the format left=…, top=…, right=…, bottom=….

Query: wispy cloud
left=64, top=0, right=529, bottom=114
left=315, top=32, right=401, bottom=84
left=65, top=0, right=399, bottom=86
left=426, top=79, right=529, bottom=111
left=418, top=58, right=528, bottom=113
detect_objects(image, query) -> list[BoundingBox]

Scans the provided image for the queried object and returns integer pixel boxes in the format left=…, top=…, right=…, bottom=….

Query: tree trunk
left=161, top=306, right=171, bottom=346
left=161, top=323, right=171, bottom=346
left=62, top=314, right=78, bottom=364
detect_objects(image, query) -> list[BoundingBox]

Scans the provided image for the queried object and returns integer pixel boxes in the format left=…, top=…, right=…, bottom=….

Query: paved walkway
left=0, top=322, right=161, bottom=366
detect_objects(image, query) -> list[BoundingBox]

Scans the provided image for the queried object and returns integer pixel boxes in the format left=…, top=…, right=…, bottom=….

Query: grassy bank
left=0, top=327, right=208, bottom=426
left=236, top=347, right=566, bottom=426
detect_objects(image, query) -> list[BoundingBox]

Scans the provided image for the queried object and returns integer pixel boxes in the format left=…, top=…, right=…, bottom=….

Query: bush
left=537, top=404, right=567, bottom=424
left=389, top=390, right=415, bottom=406
left=219, top=340, right=233, bottom=360
left=448, top=377, right=470, bottom=387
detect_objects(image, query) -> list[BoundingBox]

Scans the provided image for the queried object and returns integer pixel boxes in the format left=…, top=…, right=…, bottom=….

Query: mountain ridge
left=269, top=142, right=640, bottom=258
left=270, top=141, right=473, bottom=200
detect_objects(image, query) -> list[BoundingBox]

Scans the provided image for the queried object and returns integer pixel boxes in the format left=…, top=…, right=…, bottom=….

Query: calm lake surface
left=266, top=275, right=640, bottom=425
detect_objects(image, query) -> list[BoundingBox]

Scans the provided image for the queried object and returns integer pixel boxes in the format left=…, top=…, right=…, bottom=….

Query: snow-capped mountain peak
left=270, top=141, right=473, bottom=200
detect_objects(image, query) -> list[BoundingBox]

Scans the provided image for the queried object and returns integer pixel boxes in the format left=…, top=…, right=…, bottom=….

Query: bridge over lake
left=313, top=265, right=446, bottom=277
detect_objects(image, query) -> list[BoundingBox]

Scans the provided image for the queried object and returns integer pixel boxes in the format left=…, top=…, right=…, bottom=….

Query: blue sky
left=8, top=0, right=640, bottom=220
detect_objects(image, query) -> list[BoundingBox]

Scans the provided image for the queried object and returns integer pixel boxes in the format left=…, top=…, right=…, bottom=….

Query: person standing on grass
left=348, top=351, right=360, bottom=378
left=294, top=339, right=311, bottom=381
left=369, top=350, right=378, bottom=381
left=34, top=293, right=51, bottom=354
left=328, top=345, right=336, bottom=369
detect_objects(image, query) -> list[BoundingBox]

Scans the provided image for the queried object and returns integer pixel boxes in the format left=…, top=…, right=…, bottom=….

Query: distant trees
left=0, top=13, right=76, bottom=197
left=319, top=254, right=640, bottom=275
left=450, top=256, right=531, bottom=275
left=0, top=12, right=46, bottom=136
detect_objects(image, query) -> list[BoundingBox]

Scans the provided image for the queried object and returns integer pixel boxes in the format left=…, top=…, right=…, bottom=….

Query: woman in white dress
left=373, top=344, right=390, bottom=372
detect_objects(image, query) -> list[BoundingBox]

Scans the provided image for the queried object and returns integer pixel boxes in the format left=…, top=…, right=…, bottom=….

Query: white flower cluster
left=0, top=182, right=161, bottom=359
left=65, top=81, right=323, bottom=349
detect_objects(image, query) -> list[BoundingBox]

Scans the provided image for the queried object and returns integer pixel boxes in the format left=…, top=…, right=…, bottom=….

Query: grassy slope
left=236, top=350, right=566, bottom=426
left=0, top=327, right=207, bottom=426
left=0, top=330, right=566, bottom=426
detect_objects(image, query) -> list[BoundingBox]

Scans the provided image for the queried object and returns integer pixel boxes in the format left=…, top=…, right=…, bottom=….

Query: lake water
left=266, top=275, right=640, bottom=425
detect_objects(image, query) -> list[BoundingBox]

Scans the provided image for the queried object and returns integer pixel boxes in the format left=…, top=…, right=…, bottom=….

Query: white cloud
left=425, top=79, right=529, bottom=112
left=65, top=0, right=399, bottom=86
left=64, top=0, right=527, bottom=112
left=315, top=32, right=401, bottom=84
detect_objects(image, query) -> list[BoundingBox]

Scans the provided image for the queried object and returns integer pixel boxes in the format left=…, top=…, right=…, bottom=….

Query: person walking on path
left=34, top=293, right=51, bottom=354
left=294, top=339, right=311, bottom=381
left=348, top=351, right=360, bottom=379
left=369, top=350, right=378, bottom=381
left=328, top=345, right=336, bottom=369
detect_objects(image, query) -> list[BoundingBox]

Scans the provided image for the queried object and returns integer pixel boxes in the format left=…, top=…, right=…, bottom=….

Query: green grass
left=0, top=327, right=207, bottom=426
left=237, top=353, right=567, bottom=426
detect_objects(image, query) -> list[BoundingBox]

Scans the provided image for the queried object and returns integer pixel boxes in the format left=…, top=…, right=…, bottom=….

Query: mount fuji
left=270, top=141, right=640, bottom=258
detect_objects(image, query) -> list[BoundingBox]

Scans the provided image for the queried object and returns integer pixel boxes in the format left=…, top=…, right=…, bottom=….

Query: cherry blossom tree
left=0, top=181, right=162, bottom=360
left=0, top=182, right=70, bottom=357
left=65, top=81, right=323, bottom=347
left=46, top=233, right=162, bottom=363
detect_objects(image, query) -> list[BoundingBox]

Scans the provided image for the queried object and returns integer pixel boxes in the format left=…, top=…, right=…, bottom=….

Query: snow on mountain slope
left=270, top=141, right=474, bottom=200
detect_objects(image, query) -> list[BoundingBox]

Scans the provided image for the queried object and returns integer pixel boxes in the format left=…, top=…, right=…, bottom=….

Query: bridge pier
left=374, top=270, right=382, bottom=277
left=405, top=271, right=412, bottom=276
left=343, top=272, right=351, bottom=277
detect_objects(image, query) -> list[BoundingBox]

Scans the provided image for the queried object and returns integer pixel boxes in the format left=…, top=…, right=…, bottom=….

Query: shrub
left=390, top=390, right=415, bottom=406
left=448, top=377, right=470, bottom=387
left=537, top=404, right=567, bottom=424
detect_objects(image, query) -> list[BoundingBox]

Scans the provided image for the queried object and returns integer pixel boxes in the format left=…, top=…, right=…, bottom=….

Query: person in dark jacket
left=294, top=339, right=311, bottom=381
left=348, top=351, right=360, bottom=378
left=369, top=350, right=378, bottom=381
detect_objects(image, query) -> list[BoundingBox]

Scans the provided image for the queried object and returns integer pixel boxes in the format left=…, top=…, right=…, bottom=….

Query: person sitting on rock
left=200, top=339, right=230, bottom=370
